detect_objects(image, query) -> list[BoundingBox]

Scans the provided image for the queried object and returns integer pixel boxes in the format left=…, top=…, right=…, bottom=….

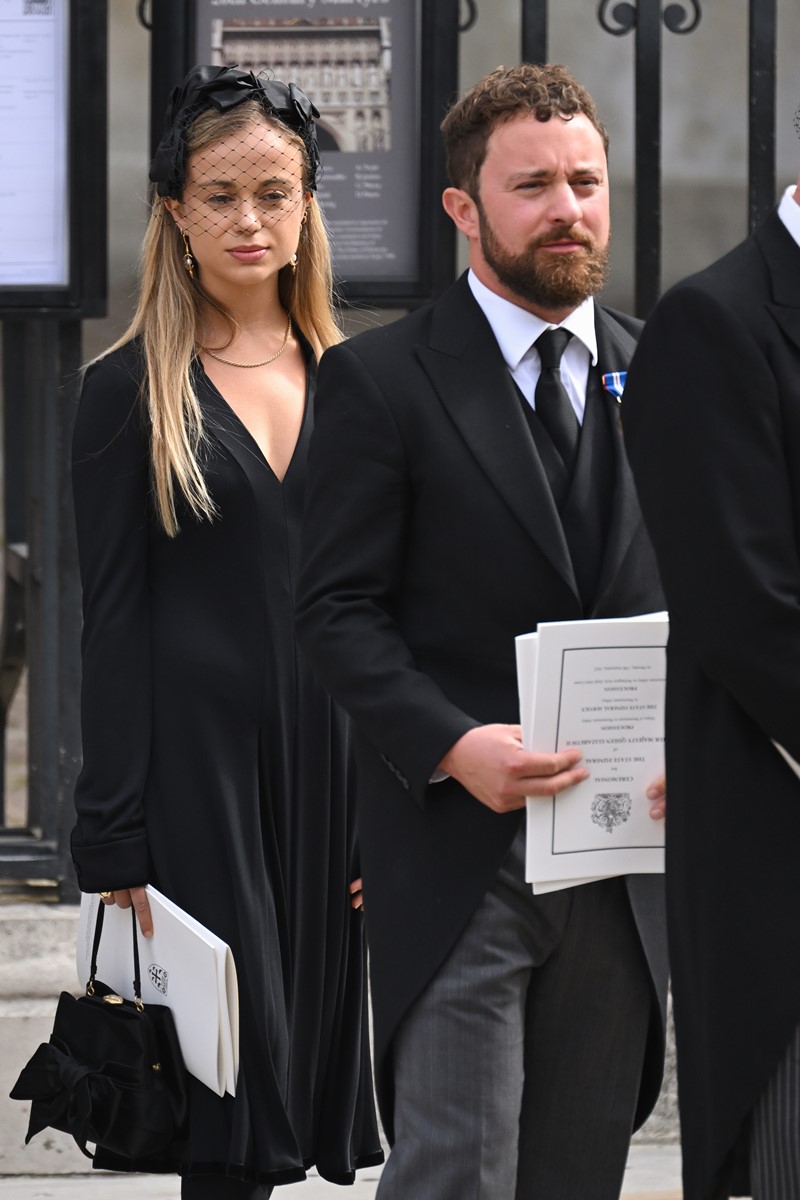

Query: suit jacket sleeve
left=296, top=341, right=480, bottom=803
left=623, top=280, right=800, bottom=761
left=70, top=352, right=153, bottom=891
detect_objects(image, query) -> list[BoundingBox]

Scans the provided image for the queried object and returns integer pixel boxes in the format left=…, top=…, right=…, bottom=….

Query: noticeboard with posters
left=152, top=0, right=458, bottom=306
left=0, top=0, right=106, bottom=315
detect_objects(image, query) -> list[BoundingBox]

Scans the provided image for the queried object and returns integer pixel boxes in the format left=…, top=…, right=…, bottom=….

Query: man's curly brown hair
left=441, top=63, right=609, bottom=199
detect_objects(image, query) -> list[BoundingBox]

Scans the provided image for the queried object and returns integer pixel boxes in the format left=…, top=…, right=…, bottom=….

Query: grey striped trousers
left=749, top=1021, right=800, bottom=1200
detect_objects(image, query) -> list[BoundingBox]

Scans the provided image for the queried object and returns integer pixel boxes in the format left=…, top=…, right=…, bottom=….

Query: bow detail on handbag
left=10, top=902, right=188, bottom=1161
left=12, top=1035, right=130, bottom=1154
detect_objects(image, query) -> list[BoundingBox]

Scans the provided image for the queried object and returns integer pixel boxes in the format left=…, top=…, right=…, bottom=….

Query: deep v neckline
left=198, top=362, right=311, bottom=485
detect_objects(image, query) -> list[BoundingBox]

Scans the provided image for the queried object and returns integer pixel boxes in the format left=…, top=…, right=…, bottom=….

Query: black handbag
left=10, top=899, right=188, bottom=1160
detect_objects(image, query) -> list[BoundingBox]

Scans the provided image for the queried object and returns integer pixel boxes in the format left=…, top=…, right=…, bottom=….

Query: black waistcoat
left=518, top=368, right=615, bottom=612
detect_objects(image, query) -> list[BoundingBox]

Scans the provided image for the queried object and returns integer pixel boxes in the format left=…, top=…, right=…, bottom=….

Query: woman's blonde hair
left=105, top=99, right=342, bottom=536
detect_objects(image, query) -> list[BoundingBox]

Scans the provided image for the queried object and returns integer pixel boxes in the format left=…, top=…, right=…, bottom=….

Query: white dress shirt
left=468, top=269, right=598, bottom=423
left=778, top=184, right=800, bottom=249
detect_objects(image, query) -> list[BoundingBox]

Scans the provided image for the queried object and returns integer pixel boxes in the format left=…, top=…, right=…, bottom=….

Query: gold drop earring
left=181, top=229, right=197, bottom=280
left=289, top=212, right=309, bottom=277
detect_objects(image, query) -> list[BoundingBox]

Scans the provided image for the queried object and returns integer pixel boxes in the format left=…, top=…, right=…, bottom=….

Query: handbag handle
left=88, top=900, right=144, bottom=1009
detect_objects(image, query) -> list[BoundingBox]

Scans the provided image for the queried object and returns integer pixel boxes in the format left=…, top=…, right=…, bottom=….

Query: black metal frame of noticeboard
left=148, top=0, right=458, bottom=308
left=0, top=0, right=107, bottom=317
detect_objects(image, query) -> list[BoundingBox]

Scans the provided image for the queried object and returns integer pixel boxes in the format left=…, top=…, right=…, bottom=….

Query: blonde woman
left=69, top=66, right=383, bottom=1199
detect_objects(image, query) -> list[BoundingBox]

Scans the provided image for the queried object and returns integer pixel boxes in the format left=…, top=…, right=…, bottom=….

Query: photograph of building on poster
left=210, top=17, right=392, bottom=153
left=194, top=0, right=421, bottom=292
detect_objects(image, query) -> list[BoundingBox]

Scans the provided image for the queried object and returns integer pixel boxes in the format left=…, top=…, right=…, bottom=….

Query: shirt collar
left=778, top=185, right=800, bottom=249
left=468, top=269, right=598, bottom=368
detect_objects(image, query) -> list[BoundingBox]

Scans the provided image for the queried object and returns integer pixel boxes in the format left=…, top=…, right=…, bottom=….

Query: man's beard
left=478, top=209, right=610, bottom=311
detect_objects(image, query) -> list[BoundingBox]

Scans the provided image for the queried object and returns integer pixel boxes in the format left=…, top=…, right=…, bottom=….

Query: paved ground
left=0, top=1145, right=691, bottom=1198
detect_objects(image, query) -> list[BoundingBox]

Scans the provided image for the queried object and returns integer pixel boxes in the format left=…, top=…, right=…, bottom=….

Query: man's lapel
left=415, top=276, right=578, bottom=595
left=591, top=305, right=645, bottom=611
left=759, top=212, right=800, bottom=351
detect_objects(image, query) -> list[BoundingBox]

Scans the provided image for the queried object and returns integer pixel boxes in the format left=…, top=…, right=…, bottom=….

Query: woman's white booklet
left=77, top=886, right=239, bottom=1096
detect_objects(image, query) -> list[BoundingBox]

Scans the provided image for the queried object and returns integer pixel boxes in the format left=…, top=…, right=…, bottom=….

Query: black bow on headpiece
left=149, top=65, right=321, bottom=198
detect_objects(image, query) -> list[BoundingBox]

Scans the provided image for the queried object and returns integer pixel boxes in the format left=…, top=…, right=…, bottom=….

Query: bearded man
left=297, top=64, right=668, bottom=1200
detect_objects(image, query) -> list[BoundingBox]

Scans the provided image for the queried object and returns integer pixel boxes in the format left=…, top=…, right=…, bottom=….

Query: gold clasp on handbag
left=102, top=994, right=124, bottom=1005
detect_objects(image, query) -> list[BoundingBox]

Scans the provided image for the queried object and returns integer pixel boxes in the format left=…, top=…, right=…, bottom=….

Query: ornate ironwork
left=596, top=0, right=704, bottom=314
left=137, top=0, right=152, bottom=32
left=459, top=0, right=478, bottom=33
left=598, top=2, right=636, bottom=36
left=663, top=3, right=702, bottom=34
left=598, top=1, right=701, bottom=36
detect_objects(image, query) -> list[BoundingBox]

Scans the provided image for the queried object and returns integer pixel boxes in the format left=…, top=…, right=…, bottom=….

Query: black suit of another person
left=624, top=207, right=800, bottom=1200
left=297, top=273, right=668, bottom=1197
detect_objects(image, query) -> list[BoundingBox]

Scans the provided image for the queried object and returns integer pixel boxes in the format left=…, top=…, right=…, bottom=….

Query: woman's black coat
left=70, top=340, right=383, bottom=1184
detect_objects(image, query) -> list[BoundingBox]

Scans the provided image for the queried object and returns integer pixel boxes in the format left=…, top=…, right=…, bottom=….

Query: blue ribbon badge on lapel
left=601, top=371, right=627, bottom=402
left=601, top=372, right=626, bottom=429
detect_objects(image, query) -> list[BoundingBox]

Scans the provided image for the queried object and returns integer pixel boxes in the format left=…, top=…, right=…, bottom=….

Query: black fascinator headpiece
left=150, top=64, right=321, bottom=198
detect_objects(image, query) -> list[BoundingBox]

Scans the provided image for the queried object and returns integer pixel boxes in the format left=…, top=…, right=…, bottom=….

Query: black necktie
left=534, top=328, right=579, bottom=472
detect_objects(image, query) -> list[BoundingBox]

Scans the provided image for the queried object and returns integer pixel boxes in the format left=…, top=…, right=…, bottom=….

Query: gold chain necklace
left=201, top=314, right=292, bottom=369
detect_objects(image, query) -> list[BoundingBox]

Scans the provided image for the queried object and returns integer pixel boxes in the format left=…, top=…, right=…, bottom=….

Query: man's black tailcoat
left=623, top=211, right=800, bottom=1200
left=297, top=274, right=668, bottom=1141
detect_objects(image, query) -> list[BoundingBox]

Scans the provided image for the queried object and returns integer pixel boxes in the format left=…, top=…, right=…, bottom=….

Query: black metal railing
left=26, top=321, right=83, bottom=903
left=0, top=321, right=83, bottom=901
left=749, top=0, right=777, bottom=233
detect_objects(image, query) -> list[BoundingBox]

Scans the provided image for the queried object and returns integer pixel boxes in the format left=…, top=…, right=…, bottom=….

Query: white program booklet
left=77, top=886, right=239, bottom=1097
left=517, top=613, right=668, bottom=893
